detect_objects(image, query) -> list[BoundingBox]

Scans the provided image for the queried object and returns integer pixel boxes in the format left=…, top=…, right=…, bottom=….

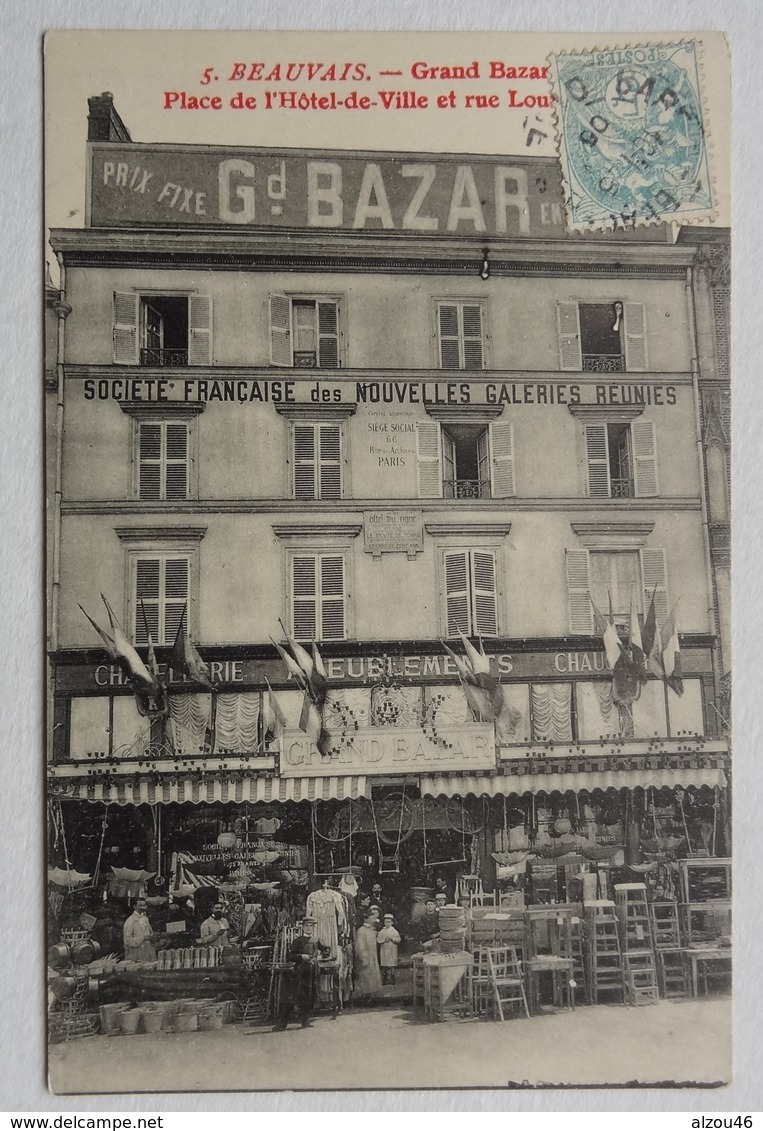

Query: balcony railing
left=610, top=478, right=634, bottom=498
left=582, top=354, right=625, bottom=373
left=443, top=479, right=492, bottom=500
left=140, top=347, right=189, bottom=367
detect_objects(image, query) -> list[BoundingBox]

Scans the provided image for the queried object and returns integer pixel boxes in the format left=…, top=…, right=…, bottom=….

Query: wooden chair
left=486, top=945, right=530, bottom=1021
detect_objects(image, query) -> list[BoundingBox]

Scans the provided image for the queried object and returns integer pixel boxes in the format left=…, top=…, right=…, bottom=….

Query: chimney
left=87, top=92, right=132, bottom=142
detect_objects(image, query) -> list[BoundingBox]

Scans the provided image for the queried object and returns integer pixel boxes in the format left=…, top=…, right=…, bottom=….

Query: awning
left=49, top=774, right=368, bottom=806
left=420, top=767, right=727, bottom=798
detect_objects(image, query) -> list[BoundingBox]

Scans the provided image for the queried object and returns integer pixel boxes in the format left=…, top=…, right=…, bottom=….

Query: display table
left=525, top=956, right=575, bottom=1014
left=422, top=952, right=471, bottom=1022
left=100, top=966, right=245, bottom=1002
left=685, top=947, right=732, bottom=998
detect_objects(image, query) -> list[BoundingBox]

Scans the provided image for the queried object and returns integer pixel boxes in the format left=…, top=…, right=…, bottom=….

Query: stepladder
left=623, top=950, right=660, bottom=1006
left=585, top=900, right=624, bottom=1004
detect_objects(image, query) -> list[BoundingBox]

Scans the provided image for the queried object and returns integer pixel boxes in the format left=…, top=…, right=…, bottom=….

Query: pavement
left=49, top=995, right=732, bottom=1095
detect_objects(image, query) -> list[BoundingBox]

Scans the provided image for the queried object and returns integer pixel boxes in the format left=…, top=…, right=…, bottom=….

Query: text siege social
left=89, top=147, right=566, bottom=235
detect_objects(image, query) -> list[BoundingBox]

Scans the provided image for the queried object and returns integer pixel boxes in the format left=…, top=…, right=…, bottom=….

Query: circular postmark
left=551, top=44, right=713, bottom=228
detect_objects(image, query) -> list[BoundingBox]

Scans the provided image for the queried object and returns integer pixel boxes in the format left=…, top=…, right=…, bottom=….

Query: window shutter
left=444, top=550, right=470, bottom=636
left=165, top=423, right=189, bottom=499
left=416, top=421, right=442, bottom=498
left=441, top=430, right=456, bottom=495
left=565, top=548, right=594, bottom=633
left=490, top=420, right=515, bottom=498
left=293, top=424, right=317, bottom=499
left=631, top=419, right=659, bottom=497
left=317, top=301, right=340, bottom=368
left=269, top=295, right=293, bottom=367
left=138, top=423, right=162, bottom=500
left=623, top=303, right=648, bottom=371
left=113, top=292, right=139, bottom=365
left=461, top=304, right=484, bottom=370
left=188, top=296, right=212, bottom=366
left=164, top=558, right=190, bottom=645
left=320, top=554, right=346, bottom=640
left=318, top=424, right=342, bottom=499
left=585, top=424, right=611, bottom=497
left=640, top=547, right=669, bottom=626
left=292, top=556, right=317, bottom=640
left=476, top=429, right=490, bottom=493
left=134, top=558, right=161, bottom=644
left=471, top=550, right=498, bottom=636
left=437, top=304, right=461, bottom=369
left=557, top=302, right=582, bottom=371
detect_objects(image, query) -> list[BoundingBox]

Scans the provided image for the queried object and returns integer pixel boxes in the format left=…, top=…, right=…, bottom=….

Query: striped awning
left=420, top=767, right=727, bottom=798
left=49, top=774, right=368, bottom=806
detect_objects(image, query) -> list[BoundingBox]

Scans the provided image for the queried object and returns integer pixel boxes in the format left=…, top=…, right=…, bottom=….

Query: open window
left=557, top=301, right=647, bottom=372
left=584, top=420, right=658, bottom=498
left=416, top=419, right=514, bottom=499
left=269, top=295, right=342, bottom=368
left=113, top=293, right=212, bottom=367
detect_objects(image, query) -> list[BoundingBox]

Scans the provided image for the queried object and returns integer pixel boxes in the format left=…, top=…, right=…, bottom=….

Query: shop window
left=113, top=292, right=212, bottom=366
left=530, top=682, right=573, bottom=743
left=632, top=679, right=668, bottom=738
left=69, top=696, right=111, bottom=760
left=291, top=422, right=343, bottom=499
left=416, top=420, right=514, bottom=499
left=557, top=301, right=647, bottom=372
left=436, top=300, right=486, bottom=370
left=291, top=552, right=347, bottom=641
left=443, top=548, right=498, bottom=637
left=584, top=420, right=658, bottom=498
left=565, top=547, right=668, bottom=633
left=666, top=678, right=705, bottom=736
left=111, top=696, right=149, bottom=757
left=137, top=420, right=189, bottom=500
left=269, top=295, right=342, bottom=368
left=576, top=681, right=633, bottom=740
left=131, top=553, right=191, bottom=645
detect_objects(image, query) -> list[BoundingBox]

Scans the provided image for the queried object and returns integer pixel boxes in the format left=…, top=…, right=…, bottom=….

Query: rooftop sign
left=87, top=143, right=569, bottom=236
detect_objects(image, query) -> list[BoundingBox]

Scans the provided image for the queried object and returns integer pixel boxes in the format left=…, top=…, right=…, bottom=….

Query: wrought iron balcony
left=610, top=478, right=634, bottom=498
left=443, top=478, right=492, bottom=500
left=582, top=354, right=625, bottom=373
left=139, top=347, right=189, bottom=367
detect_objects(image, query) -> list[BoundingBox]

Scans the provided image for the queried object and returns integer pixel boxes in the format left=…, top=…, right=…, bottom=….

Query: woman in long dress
left=353, top=909, right=382, bottom=1000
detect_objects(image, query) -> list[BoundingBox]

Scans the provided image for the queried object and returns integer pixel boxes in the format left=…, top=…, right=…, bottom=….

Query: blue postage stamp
left=549, top=42, right=715, bottom=230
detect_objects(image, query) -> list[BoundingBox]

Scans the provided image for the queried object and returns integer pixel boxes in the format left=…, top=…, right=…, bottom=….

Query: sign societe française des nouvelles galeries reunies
left=87, top=143, right=569, bottom=236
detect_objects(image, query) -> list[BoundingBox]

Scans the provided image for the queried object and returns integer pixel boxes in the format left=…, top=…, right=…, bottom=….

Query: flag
left=100, top=594, right=157, bottom=689
left=270, top=637, right=307, bottom=687
left=168, top=605, right=215, bottom=690
left=641, top=588, right=664, bottom=678
left=660, top=607, right=684, bottom=695
left=309, top=642, right=329, bottom=707
left=446, top=633, right=506, bottom=722
left=278, top=618, right=314, bottom=680
left=590, top=596, right=622, bottom=670
left=629, top=587, right=645, bottom=671
left=79, top=600, right=156, bottom=690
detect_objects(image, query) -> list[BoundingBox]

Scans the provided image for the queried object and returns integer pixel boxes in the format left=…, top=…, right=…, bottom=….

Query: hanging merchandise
left=311, top=799, right=359, bottom=876
left=109, top=867, right=156, bottom=900
left=422, top=796, right=467, bottom=869
left=48, top=868, right=92, bottom=889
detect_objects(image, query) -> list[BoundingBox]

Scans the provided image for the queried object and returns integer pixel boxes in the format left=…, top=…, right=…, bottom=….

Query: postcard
left=44, top=29, right=732, bottom=1093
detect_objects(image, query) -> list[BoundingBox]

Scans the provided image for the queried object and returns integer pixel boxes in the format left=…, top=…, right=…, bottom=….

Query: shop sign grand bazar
left=281, top=723, right=497, bottom=777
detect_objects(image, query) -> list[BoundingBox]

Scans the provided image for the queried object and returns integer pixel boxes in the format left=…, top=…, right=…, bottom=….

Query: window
left=443, top=549, right=498, bottom=637
left=292, top=422, right=342, bottom=499
left=270, top=295, right=341, bottom=368
left=565, top=546, right=668, bottom=633
left=584, top=420, right=658, bottom=498
left=132, top=554, right=190, bottom=645
left=291, top=553, right=346, bottom=641
left=113, top=293, right=212, bottom=367
left=557, top=301, right=647, bottom=372
left=436, top=301, right=486, bottom=370
left=137, top=421, right=189, bottom=500
left=416, top=420, right=514, bottom=499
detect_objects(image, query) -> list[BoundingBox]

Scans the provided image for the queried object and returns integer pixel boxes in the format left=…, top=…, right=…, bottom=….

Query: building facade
left=46, top=95, right=730, bottom=906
